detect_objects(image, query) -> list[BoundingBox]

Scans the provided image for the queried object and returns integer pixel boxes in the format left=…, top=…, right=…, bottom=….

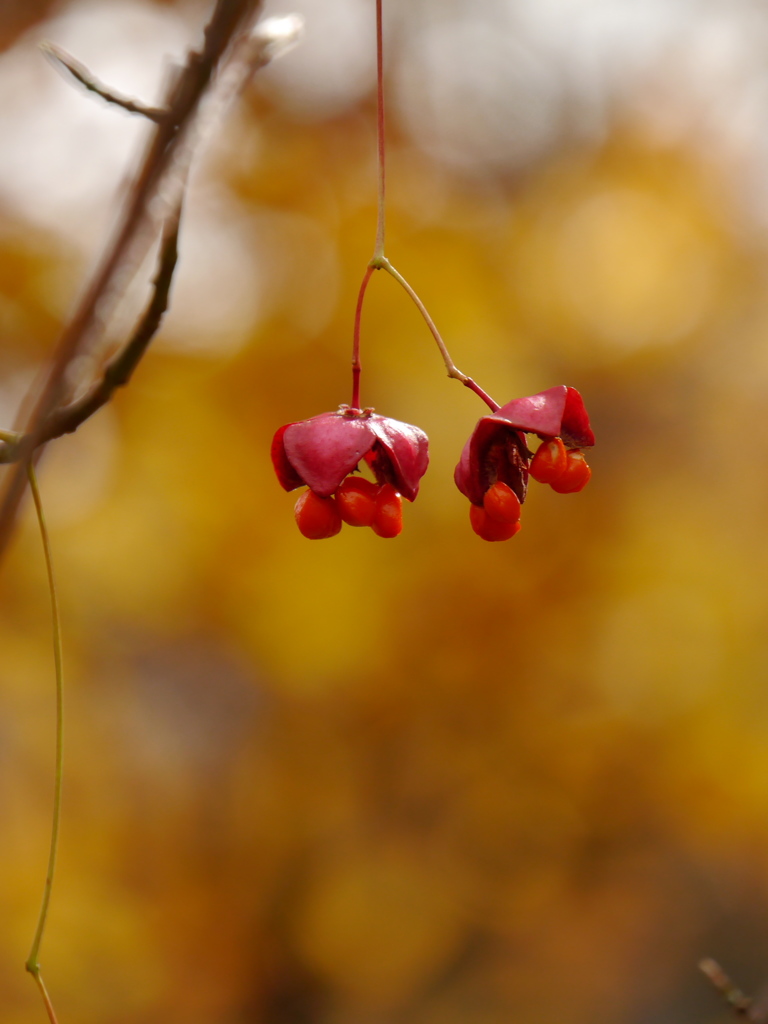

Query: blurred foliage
left=2, top=2, right=768, bottom=1024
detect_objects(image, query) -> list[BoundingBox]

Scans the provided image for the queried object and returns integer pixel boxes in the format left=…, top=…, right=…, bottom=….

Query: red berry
left=335, top=476, right=379, bottom=527
left=294, top=490, right=342, bottom=539
left=469, top=504, right=522, bottom=542
left=483, top=481, right=521, bottom=524
left=530, top=437, right=567, bottom=485
left=549, top=450, right=591, bottom=493
left=371, top=484, right=403, bottom=538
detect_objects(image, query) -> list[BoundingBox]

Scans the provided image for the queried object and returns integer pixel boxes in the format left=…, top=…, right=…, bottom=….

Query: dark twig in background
left=41, top=41, right=168, bottom=121
left=39, top=204, right=183, bottom=445
left=700, top=958, right=768, bottom=1021
left=0, top=205, right=182, bottom=467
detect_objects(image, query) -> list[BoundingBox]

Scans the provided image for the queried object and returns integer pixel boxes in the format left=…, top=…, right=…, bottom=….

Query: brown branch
left=43, top=207, right=182, bottom=444
left=40, top=42, right=168, bottom=122
left=0, top=0, right=277, bottom=561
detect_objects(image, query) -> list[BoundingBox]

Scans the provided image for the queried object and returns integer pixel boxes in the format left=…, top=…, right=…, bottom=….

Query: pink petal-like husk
left=454, top=434, right=479, bottom=503
left=454, top=416, right=528, bottom=506
left=367, top=415, right=429, bottom=501
left=271, top=423, right=306, bottom=491
left=561, top=386, right=595, bottom=448
left=496, top=387, right=568, bottom=438
left=283, top=413, right=375, bottom=497
left=495, top=386, right=594, bottom=448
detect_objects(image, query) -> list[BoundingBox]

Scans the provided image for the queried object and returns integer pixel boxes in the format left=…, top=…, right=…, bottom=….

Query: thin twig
left=40, top=204, right=182, bottom=445
left=700, top=958, right=767, bottom=1021
left=40, top=41, right=168, bottom=122
left=0, top=206, right=181, bottom=462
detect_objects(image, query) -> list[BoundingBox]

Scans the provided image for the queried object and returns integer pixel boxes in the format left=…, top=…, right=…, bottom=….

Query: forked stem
left=25, top=465, right=63, bottom=1024
left=350, top=0, right=499, bottom=415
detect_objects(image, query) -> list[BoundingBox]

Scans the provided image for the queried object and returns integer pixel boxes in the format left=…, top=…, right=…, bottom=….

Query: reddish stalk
left=351, top=265, right=374, bottom=410
left=350, top=0, right=386, bottom=410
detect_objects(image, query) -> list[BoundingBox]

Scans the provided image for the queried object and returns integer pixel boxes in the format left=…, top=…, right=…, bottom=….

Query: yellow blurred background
left=2, top=1, right=768, bottom=1022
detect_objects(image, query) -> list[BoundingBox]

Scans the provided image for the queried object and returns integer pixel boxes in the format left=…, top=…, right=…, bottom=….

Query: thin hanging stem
left=350, top=0, right=387, bottom=409
left=373, top=0, right=386, bottom=260
left=25, top=465, right=63, bottom=1024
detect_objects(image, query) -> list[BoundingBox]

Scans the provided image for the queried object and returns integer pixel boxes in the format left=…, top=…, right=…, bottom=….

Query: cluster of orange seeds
left=294, top=478, right=403, bottom=539
left=529, top=437, right=591, bottom=493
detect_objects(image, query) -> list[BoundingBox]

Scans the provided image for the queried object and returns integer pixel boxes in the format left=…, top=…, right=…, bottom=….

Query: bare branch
left=40, top=41, right=168, bottom=122
left=0, top=0, right=285, bottom=559
left=38, top=207, right=182, bottom=445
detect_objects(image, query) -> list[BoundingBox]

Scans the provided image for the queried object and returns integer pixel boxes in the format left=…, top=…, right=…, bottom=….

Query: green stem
left=375, top=257, right=500, bottom=411
left=25, top=465, right=63, bottom=1024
